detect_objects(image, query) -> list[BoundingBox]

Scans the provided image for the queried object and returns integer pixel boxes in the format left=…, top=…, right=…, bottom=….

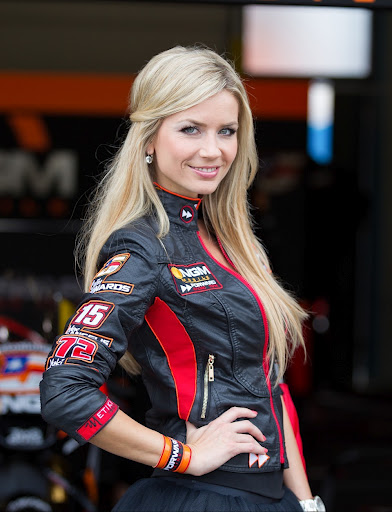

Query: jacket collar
left=154, top=183, right=202, bottom=229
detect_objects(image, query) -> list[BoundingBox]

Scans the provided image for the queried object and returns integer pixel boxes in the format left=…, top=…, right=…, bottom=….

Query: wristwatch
left=298, top=496, right=326, bottom=511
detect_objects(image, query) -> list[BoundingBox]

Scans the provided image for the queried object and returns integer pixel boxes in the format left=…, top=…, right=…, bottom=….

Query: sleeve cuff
left=76, top=397, right=119, bottom=441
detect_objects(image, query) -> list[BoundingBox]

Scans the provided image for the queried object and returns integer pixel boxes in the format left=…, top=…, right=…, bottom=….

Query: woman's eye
left=219, top=128, right=236, bottom=136
left=181, top=126, right=198, bottom=135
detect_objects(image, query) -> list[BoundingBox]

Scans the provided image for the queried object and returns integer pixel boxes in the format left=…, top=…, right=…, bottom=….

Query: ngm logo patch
left=169, top=262, right=222, bottom=296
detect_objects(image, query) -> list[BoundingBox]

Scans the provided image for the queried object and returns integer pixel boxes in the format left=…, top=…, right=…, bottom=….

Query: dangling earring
left=146, top=154, right=153, bottom=164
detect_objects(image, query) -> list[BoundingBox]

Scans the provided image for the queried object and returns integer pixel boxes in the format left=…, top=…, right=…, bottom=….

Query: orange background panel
left=0, top=72, right=308, bottom=120
left=244, top=79, right=308, bottom=120
left=8, top=113, right=50, bottom=152
left=0, top=73, right=133, bottom=116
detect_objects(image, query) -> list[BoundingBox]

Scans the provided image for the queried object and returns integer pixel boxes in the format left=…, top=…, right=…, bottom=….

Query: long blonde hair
left=77, top=46, right=307, bottom=380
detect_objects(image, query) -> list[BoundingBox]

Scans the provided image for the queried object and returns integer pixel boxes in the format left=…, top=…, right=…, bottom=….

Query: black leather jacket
left=40, top=186, right=287, bottom=474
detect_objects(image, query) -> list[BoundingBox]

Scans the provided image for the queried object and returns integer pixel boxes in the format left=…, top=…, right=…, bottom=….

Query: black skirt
left=112, top=476, right=303, bottom=512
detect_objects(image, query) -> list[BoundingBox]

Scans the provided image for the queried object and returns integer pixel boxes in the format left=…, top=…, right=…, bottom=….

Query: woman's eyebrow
left=176, top=118, right=239, bottom=127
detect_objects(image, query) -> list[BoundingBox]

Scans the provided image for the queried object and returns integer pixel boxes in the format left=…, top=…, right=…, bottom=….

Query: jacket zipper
left=197, top=232, right=285, bottom=464
left=201, top=354, right=215, bottom=419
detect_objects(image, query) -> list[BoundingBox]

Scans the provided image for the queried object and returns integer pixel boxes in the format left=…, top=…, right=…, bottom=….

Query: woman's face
left=147, top=90, right=239, bottom=198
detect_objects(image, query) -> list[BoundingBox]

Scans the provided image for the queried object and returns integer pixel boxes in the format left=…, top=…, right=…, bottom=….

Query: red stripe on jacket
left=145, top=297, right=197, bottom=421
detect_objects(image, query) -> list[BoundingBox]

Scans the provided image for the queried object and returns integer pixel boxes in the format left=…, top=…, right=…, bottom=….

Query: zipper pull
left=208, top=354, right=215, bottom=381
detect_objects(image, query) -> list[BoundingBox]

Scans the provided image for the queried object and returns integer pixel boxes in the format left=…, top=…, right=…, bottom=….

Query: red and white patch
left=179, top=206, right=194, bottom=224
left=70, top=300, right=114, bottom=329
left=249, top=453, right=270, bottom=468
left=46, top=335, right=98, bottom=369
left=94, top=253, right=130, bottom=279
left=169, top=262, right=222, bottom=295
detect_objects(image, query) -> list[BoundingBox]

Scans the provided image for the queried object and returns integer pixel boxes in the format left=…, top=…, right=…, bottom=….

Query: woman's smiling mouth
left=189, top=165, right=220, bottom=175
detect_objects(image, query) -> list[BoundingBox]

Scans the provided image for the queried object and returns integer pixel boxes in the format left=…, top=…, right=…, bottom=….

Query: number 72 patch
left=46, top=335, right=98, bottom=369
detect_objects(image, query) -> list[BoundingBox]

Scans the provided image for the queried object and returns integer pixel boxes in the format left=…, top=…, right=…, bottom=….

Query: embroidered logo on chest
left=168, top=262, right=223, bottom=295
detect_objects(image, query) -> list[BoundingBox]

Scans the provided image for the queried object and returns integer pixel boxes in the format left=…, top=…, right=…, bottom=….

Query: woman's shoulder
left=100, top=216, right=161, bottom=258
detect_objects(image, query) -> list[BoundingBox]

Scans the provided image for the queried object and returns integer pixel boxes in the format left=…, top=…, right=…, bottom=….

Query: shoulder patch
left=90, top=253, right=134, bottom=295
left=94, top=253, right=130, bottom=279
left=168, top=262, right=222, bottom=296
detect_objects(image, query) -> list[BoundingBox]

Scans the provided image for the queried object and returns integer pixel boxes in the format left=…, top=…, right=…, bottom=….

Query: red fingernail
left=251, top=410, right=258, bottom=414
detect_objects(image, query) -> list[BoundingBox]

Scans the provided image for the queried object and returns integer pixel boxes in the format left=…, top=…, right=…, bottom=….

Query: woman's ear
left=146, top=142, right=154, bottom=155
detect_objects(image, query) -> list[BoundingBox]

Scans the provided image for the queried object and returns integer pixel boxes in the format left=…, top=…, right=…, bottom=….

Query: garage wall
left=0, top=1, right=240, bottom=72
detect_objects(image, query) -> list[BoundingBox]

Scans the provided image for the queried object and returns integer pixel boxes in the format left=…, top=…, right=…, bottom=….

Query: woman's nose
left=199, top=135, right=221, bottom=159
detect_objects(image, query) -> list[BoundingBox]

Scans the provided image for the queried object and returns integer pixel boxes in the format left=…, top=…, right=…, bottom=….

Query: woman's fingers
left=213, top=406, right=259, bottom=424
left=232, top=419, right=266, bottom=442
left=234, top=432, right=268, bottom=450
left=184, top=407, right=268, bottom=476
left=211, top=408, right=266, bottom=443
left=188, top=407, right=266, bottom=442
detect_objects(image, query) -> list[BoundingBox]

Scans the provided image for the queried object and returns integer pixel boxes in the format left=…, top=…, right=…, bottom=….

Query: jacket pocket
left=211, top=292, right=270, bottom=398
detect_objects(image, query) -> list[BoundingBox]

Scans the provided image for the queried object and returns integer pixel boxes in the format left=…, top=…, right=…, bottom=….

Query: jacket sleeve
left=40, top=227, right=160, bottom=444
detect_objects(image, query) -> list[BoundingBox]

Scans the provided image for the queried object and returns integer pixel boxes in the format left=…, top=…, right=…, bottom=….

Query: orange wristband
left=175, top=443, right=192, bottom=473
left=154, top=435, right=192, bottom=474
left=154, top=435, right=172, bottom=469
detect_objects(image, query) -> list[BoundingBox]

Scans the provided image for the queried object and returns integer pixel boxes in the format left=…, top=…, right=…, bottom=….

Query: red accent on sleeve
left=145, top=297, right=197, bottom=421
left=77, top=397, right=118, bottom=441
left=99, top=383, right=109, bottom=395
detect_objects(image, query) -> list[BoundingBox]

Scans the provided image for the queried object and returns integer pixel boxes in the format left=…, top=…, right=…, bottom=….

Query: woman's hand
left=185, top=407, right=267, bottom=476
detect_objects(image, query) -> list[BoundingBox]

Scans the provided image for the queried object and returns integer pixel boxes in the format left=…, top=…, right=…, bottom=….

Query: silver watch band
left=298, top=495, right=326, bottom=511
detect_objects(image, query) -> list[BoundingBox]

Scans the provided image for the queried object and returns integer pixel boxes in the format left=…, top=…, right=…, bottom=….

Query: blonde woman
left=40, top=46, right=325, bottom=512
